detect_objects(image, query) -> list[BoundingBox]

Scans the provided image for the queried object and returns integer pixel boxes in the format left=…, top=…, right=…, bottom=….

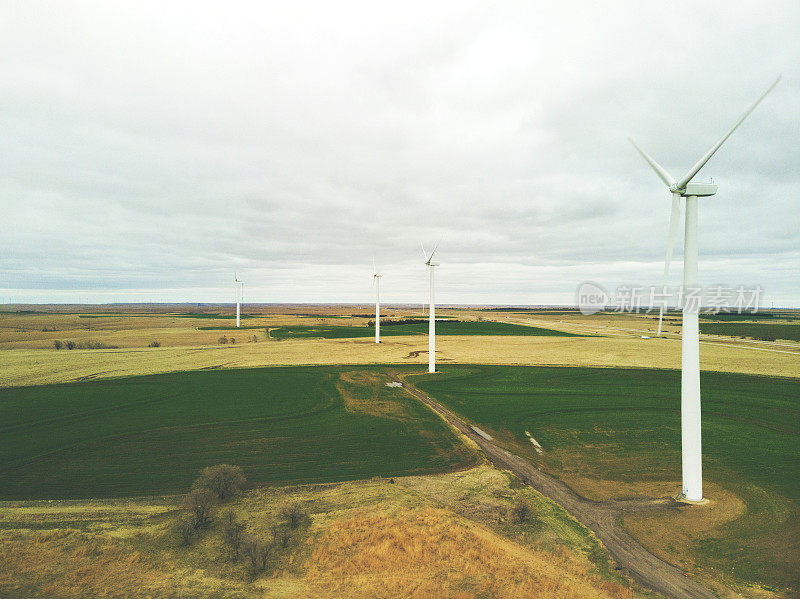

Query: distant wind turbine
left=422, top=241, right=441, bottom=373
left=373, top=259, right=382, bottom=344
left=234, top=273, right=243, bottom=328
left=630, top=76, right=780, bottom=502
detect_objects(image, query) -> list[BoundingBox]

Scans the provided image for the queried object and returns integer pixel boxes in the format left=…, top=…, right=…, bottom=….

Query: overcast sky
left=1, top=1, right=798, bottom=306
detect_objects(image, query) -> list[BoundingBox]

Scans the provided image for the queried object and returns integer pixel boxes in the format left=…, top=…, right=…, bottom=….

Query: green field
left=0, top=366, right=474, bottom=500
left=700, top=322, right=800, bottom=341
left=270, top=321, right=584, bottom=339
left=412, top=365, right=800, bottom=591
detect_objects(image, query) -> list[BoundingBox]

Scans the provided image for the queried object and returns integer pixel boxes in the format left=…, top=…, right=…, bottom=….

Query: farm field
left=699, top=322, right=800, bottom=342
left=0, top=366, right=474, bottom=499
left=412, top=365, right=800, bottom=594
left=269, top=320, right=584, bottom=339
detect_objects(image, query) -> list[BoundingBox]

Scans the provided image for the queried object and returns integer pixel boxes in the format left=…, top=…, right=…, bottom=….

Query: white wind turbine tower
left=234, top=273, right=243, bottom=328
left=372, top=259, right=382, bottom=344
left=630, top=76, right=780, bottom=502
left=421, top=241, right=441, bottom=373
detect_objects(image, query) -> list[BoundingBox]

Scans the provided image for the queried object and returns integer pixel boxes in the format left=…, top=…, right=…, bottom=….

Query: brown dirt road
left=391, top=372, right=716, bottom=599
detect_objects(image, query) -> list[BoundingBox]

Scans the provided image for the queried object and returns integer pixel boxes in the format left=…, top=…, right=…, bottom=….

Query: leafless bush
left=75, top=340, right=117, bottom=349
left=174, top=517, right=197, bottom=546
left=184, top=488, right=214, bottom=528
left=271, top=524, right=291, bottom=548
left=53, top=340, right=63, bottom=350
left=148, top=340, right=161, bottom=347
left=511, top=499, right=531, bottom=523
left=218, top=336, right=228, bottom=344
left=230, top=337, right=236, bottom=344
left=65, top=340, right=76, bottom=350
left=279, top=502, right=307, bottom=529
left=220, top=509, right=245, bottom=557
left=241, top=537, right=271, bottom=574
left=193, top=464, right=246, bottom=501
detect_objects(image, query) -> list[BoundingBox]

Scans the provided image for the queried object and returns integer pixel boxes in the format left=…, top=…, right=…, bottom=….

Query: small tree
left=148, top=340, right=161, bottom=347
left=280, top=502, right=307, bottom=529
left=65, top=340, right=76, bottom=350
left=174, top=517, right=197, bottom=546
left=220, top=509, right=245, bottom=557
left=193, top=464, right=246, bottom=501
left=241, top=537, right=271, bottom=575
left=218, top=336, right=228, bottom=344
left=230, top=337, right=236, bottom=344
left=184, top=488, right=214, bottom=528
left=53, top=340, right=63, bottom=350
left=271, top=524, right=292, bottom=548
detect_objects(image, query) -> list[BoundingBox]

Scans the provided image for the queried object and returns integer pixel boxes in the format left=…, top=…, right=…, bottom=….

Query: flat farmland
left=699, top=322, right=800, bottom=341
left=412, top=365, right=800, bottom=593
left=0, top=366, right=474, bottom=499
left=270, top=320, right=583, bottom=339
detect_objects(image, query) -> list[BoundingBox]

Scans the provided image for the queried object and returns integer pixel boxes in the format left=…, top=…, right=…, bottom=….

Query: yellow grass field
left=0, top=466, right=639, bottom=598
left=2, top=331, right=798, bottom=388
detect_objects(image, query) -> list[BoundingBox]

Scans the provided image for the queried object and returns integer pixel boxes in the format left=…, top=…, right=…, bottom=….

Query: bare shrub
left=75, top=340, right=117, bottom=349
left=241, top=537, right=271, bottom=575
left=230, top=337, right=236, bottom=344
left=220, top=509, right=245, bottom=557
left=184, top=488, right=214, bottom=528
left=271, top=524, right=291, bottom=548
left=511, top=499, right=531, bottom=523
left=193, top=464, right=246, bottom=501
left=53, top=340, right=63, bottom=350
left=218, top=336, right=228, bottom=344
left=148, top=340, right=161, bottom=347
left=65, top=340, right=76, bottom=350
left=174, top=517, right=197, bottom=546
left=279, top=502, right=307, bottom=529
left=251, top=335, right=258, bottom=343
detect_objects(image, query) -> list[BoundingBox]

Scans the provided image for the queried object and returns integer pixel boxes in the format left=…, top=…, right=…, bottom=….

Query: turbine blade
left=420, top=242, right=428, bottom=262
left=629, top=138, right=676, bottom=187
left=657, top=192, right=682, bottom=336
left=372, top=257, right=376, bottom=276
left=428, top=237, right=442, bottom=261
left=663, top=193, right=682, bottom=282
left=676, top=75, right=781, bottom=189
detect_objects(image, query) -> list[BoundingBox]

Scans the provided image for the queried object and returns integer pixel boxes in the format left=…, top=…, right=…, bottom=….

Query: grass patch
left=270, top=321, right=585, bottom=339
left=0, top=366, right=474, bottom=499
left=700, top=322, right=800, bottom=341
left=412, top=365, right=800, bottom=592
left=195, top=326, right=266, bottom=331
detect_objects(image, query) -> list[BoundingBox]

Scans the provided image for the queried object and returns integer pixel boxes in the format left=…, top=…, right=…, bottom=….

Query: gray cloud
left=1, top=0, right=798, bottom=306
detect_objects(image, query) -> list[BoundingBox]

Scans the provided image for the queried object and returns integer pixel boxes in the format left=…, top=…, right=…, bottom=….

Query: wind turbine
left=630, top=76, right=779, bottom=502
left=234, top=273, right=243, bottom=328
left=422, top=241, right=440, bottom=373
left=373, top=259, right=382, bottom=344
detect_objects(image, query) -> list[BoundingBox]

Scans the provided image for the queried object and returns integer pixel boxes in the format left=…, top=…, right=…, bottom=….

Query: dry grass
left=2, top=333, right=798, bottom=388
left=0, top=466, right=644, bottom=598
left=1, top=307, right=797, bottom=387
left=0, top=529, right=245, bottom=598
left=306, top=507, right=632, bottom=598
left=337, top=370, right=411, bottom=420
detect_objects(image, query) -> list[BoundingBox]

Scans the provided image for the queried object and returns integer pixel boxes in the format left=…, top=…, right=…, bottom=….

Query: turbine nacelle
left=671, top=182, right=718, bottom=197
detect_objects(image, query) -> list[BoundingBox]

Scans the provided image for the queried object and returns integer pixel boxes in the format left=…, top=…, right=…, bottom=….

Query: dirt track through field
left=391, top=372, right=716, bottom=599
